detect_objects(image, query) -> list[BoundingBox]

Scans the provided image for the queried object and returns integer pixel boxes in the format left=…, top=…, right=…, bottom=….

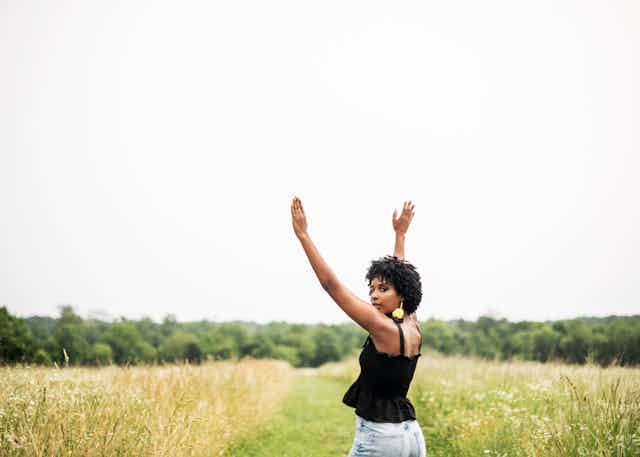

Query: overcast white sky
left=2, top=0, right=638, bottom=324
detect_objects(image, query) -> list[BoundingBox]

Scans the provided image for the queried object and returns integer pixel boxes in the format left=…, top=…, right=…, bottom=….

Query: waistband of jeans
left=356, top=415, right=417, bottom=429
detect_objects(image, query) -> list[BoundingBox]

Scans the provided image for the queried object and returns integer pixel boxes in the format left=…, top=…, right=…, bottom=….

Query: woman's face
left=368, top=276, right=403, bottom=315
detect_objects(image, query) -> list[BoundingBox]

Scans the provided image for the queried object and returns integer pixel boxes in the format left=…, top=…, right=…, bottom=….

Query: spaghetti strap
left=394, top=321, right=405, bottom=357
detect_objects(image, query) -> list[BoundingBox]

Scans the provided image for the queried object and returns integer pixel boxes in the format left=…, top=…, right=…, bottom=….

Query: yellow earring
left=392, top=301, right=404, bottom=320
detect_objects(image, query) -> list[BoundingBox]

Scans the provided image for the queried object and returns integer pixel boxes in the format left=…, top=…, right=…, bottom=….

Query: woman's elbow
left=320, top=276, right=338, bottom=293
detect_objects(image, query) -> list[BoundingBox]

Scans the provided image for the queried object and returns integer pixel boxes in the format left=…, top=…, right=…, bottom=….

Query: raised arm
left=392, top=201, right=415, bottom=260
left=291, top=197, right=387, bottom=333
left=392, top=201, right=418, bottom=323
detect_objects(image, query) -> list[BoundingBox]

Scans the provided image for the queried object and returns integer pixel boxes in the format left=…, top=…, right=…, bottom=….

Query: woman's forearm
left=393, top=233, right=405, bottom=260
left=297, top=233, right=339, bottom=290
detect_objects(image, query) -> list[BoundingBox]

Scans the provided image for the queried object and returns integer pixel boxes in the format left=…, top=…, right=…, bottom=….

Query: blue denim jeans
left=347, top=415, right=427, bottom=457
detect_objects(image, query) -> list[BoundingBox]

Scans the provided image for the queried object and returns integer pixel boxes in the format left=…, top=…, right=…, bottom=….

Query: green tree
left=53, top=324, right=90, bottom=365
left=103, top=321, right=154, bottom=364
left=289, top=332, right=317, bottom=367
left=509, top=330, right=533, bottom=360
left=469, top=331, right=500, bottom=359
left=161, top=314, right=179, bottom=337
left=159, top=332, right=203, bottom=363
left=559, top=321, right=592, bottom=364
left=199, top=332, right=235, bottom=360
left=312, top=327, right=341, bottom=366
left=136, top=316, right=163, bottom=348
left=58, top=305, right=83, bottom=326
left=52, top=306, right=90, bottom=365
left=422, top=320, right=459, bottom=354
left=0, top=307, right=34, bottom=363
left=245, top=333, right=277, bottom=359
left=272, top=344, right=300, bottom=366
left=531, top=325, right=560, bottom=362
left=91, top=342, right=113, bottom=365
left=33, top=348, right=52, bottom=366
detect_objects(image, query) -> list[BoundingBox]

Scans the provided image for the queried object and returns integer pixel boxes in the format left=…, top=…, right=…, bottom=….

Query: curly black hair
left=365, top=256, right=422, bottom=315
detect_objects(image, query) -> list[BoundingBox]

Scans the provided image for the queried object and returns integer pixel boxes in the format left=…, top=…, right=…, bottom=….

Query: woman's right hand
left=392, top=201, right=415, bottom=235
left=291, top=196, right=309, bottom=238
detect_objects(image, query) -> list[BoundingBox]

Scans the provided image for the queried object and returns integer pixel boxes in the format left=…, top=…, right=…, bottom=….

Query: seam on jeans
left=414, top=429, right=426, bottom=457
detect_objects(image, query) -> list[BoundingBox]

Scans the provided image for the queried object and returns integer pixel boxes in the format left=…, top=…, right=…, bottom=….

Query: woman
left=291, top=197, right=427, bottom=457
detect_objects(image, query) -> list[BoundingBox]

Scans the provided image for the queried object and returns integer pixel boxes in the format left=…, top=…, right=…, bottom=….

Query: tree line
left=1, top=306, right=638, bottom=367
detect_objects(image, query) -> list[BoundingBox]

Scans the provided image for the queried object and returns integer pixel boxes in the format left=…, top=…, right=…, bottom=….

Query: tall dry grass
left=318, top=352, right=640, bottom=456
left=0, top=358, right=292, bottom=457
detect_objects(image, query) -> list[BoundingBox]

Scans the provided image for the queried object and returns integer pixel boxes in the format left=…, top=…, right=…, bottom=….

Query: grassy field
left=0, top=359, right=292, bottom=457
left=221, top=371, right=355, bottom=456
left=320, top=353, right=640, bottom=457
left=1, top=354, right=639, bottom=456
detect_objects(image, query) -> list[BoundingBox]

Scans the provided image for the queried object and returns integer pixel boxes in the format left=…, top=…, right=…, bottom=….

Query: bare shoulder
left=370, top=319, right=422, bottom=357
left=405, top=320, right=422, bottom=345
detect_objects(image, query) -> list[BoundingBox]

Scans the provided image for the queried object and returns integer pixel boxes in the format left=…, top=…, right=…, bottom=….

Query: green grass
left=221, top=372, right=357, bottom=456
left=5, top=356, right=637, bottom=457
left=319, top=355, right=640, bottom=457
left=0, top=360, right=293, bottom=457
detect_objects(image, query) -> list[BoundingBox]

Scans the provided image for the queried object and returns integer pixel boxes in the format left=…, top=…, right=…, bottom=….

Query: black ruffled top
left=343, top=320, right=422, bottom=423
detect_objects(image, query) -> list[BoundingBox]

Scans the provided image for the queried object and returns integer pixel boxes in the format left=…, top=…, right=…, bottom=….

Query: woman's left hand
left=291, top=196, right=309, bottom=238
left=392, top=201, right=415, bottom=235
